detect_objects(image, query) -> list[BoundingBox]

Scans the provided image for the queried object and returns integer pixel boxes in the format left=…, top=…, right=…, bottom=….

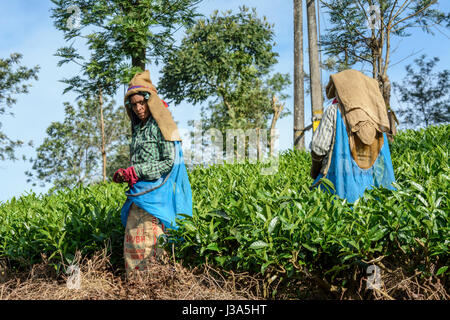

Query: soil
left=0, top=250, right=447, bottom=300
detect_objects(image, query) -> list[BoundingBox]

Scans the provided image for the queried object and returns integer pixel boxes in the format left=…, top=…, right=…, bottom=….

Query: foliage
left=51, top=0, right=204, bottom=76
left=51, top=1, right=205, bottom=180
left=320, top=0, right=449, bottom=107
left=170, top=124, right=449, bottom=288
left=0, top=183, right=127, bottom=270
left=393, top=55, right=450, bottom=128
left=54, top=41, right=124, bottom=98
left=1, top=124, right=448, bottom=291
left=159, top=6, right=291, bottom=132
left=26, top=97, right=130, bottom=191
left=0, top=53, right=39, bottom=161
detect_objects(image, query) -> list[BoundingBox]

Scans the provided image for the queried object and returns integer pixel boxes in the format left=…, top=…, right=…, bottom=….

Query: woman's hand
left=113, top=169, right=126, bottom=183
left=113, top=167, right=138, bottom=188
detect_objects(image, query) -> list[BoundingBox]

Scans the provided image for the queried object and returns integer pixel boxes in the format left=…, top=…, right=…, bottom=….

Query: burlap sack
left=349, top=130, right=384, bottom=169
left=124, top=203, right=166, bottom=275
left=326, top=70, right=391, bottom=169
left=326, top=69, right=390, bottom=145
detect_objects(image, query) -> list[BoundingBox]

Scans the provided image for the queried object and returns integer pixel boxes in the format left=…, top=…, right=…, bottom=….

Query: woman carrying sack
left=113, top=70, right=192, bottom=275
left=310, top=69, right=396, bottom=203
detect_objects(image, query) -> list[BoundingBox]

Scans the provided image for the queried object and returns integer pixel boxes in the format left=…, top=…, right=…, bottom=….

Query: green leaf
left=207, top=243, right=220, bottom=252
left=256, top=212, right=266, bottom=222
left=249, top=240, right=269, bottom=250
left=436, top=266, right=448, bottom=276
left=410, top=181, right=425, bottom=193
left=207, top=210, right=230, bottom=220
left=416, top=194, right=429, bottom=207
left=214, top=256, right=227, bottom=266
left=370, top=230, right=386, bottom=242
left=183, top=222, right=196, bottom=233
left=302, top=243, right=317, bottom=253
left=261, top=261, right=272, bottom=274
left=268, top=217, right=279, bottom=234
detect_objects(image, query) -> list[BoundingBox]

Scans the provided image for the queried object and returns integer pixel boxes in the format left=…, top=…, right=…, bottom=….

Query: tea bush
left=171, top=124, right=449, bottom=285
left=0, top=125, right=448, bottom=287
left=0, top=183, right=127, bottom=270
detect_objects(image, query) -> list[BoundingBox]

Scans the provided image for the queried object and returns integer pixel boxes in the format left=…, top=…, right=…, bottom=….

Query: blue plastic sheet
left=313, top=108, right=396, bottom=203
left=120, top=141, right=193, bottom=229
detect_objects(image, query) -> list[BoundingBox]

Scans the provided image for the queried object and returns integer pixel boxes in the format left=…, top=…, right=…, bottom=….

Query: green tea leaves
left=268, top=217, right=279, bottom=234
left=0, top=124, right=448, bottom=292
left=250, top=240, right=269, bottom=250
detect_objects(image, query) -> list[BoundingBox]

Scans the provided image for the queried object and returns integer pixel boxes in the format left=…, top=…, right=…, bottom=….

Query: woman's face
left=130, top=94, right=151, bottom=122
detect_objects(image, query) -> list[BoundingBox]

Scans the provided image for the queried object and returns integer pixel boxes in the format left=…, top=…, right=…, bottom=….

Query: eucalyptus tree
left=293, top=0, right=306, bottom=150
left=55, top=43, right=124, bottom=182
left=51, top=0, right=204, bottom=70
left=26, top=97, right=129, bottom=191
left=393, top=55, right=450, bottom=128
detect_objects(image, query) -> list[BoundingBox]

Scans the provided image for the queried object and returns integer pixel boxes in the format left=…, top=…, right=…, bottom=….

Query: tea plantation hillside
left=1, top=124, right=448, bottom=297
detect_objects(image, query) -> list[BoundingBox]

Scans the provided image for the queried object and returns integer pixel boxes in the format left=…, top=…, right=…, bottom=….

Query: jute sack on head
left=326, top=69, right=390, bottom=138
left=326, top=69, right=389, bottom=169
left=124, top=70, right=181, bottom=141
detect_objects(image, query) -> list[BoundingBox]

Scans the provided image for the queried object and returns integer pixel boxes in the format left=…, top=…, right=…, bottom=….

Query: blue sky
left=0, top=0, right=449, bottom=203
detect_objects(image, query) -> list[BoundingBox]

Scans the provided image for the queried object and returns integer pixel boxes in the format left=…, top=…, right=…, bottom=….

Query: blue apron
left=120, top=141, right=193, bottom=229
left=313, top=108, right=396, bottom=203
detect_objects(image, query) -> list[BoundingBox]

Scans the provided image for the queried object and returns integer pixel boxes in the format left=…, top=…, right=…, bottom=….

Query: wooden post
left=293, top=0, right=305, bottom=150
left=99, top=87, right=107, bottom=182
left=306, top=0, right=323, bottom=132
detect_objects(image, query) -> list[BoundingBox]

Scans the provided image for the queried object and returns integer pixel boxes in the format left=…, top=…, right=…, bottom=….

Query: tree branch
left=387, top=0, right=400, bottom=27
left=320, top=0, right=368, bottom=40
left=391, top=0, right=437, bottom=30
left=391, top=0, right=414, bottom=22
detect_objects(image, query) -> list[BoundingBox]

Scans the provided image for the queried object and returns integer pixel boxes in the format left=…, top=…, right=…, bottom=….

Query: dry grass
left=0, top=249, right=256, bottom=300
left=357, top=263, right=449, bottom=300
left=0, top=251, right=447, bottom=300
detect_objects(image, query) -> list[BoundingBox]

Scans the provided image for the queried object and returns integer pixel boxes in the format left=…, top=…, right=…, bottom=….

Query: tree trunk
left=293, top=0, right=305, bottom=150
left=132, top=47, right=146, bottom=71
left=99, top=88, right=107, bottom=182
left=256, top=128, right=262, bottom=160
left=130, top=0, right=146, bottom=71
left=306, top=0, right=323, bottom=132
left=382, top=28, right=398, bottom=137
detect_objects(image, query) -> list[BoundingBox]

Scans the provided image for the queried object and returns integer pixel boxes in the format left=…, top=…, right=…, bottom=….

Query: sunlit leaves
left=0, top=183, right=127, bottom=270
left=0, top=124, right=448, bottom=286
left=159, top=6, right=291, bottom=134
left=169, top=124, right=449, bottom=283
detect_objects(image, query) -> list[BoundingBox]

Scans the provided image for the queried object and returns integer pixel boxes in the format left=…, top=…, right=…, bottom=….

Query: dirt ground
left=0, top=250, right=447, bottom=300
left=0, top=250, right=255, bottom=300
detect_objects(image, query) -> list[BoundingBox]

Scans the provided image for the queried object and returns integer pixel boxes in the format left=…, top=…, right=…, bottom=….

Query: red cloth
left=113, top=166, right=138, bottom=188
left=161, top=99, right=169, bottom=108
left=332, top=98, right=338, bottom=104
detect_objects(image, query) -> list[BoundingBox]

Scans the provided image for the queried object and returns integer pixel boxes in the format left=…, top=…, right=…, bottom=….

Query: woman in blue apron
left=311, top=70, right=396, bottom=202
left=113, top=70, right=192, bottom=274
left=311, top=105, right=396, bottom=203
